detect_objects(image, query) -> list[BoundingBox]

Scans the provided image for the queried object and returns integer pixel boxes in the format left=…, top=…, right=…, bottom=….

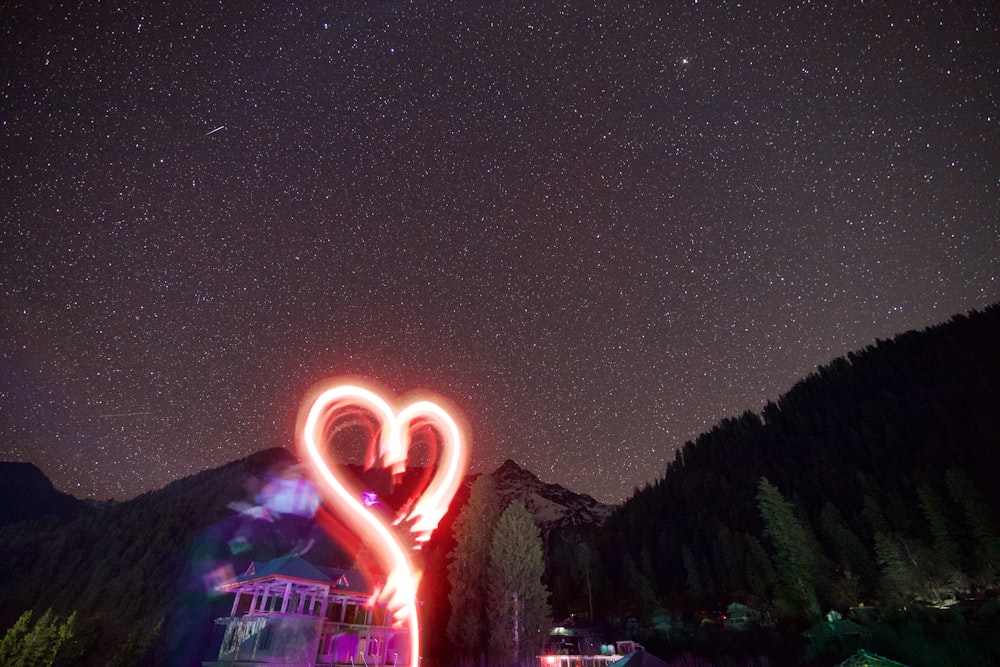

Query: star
left=0, top=1, right=996, bottom=504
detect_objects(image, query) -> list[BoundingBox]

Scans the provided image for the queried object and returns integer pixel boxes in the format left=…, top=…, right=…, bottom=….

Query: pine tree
left=549, top=532, right=594, bottom=618
left=49, top=611, right=75, bottom=667
left=622, top=553, right=660, bottom=620
left=916, top=482, right=965, bottom=590
left=0, top=609, right=76, bottom=667
left=0, top=610, right=32, bottom=665
left=873, top=532, right=918, bottom=605
left=487, top=501, right=551, bottom=667
left=18, top=608, right=54, bottom=667
left=819, top=502, right=876, bottom=595
left=742, top=534, right=776, bottom=603
left=946, top=467, right=1000, bottom=585
left=108, top=615, right=159, bottom=667
left=447, top=475, right=503, bottom=666
left=756, top=477, right=820, bottom=621
left=681, top=543, right=703, bottom=599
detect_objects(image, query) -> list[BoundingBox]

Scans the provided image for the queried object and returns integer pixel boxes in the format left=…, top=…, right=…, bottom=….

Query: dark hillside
left=2, top=306, right=998, bottom=666
left=0, top=461, right=86, bottom=527
left=0, top=446, right=327, bottom=666
left=587, top=307, right=1000, bottom=630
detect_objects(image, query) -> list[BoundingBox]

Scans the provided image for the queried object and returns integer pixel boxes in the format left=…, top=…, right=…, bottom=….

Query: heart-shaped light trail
left=296, top=381, right=469, bottom=667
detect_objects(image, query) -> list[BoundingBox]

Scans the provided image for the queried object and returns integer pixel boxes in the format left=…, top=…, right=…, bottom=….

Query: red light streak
left=297, top=380, right=469, bottom=667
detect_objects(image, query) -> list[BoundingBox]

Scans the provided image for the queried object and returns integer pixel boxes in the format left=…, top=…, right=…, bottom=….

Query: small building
left=723, top=602, right=762, bottom=630
left=838, top=649, right=910, bottom=667
left=538, top=638, right=644, bottom=667
left=204, top=554, right=411, bottom=667
left=546, top=618, right=604, bottom=656
left=607, top=649, right=671, bottom=667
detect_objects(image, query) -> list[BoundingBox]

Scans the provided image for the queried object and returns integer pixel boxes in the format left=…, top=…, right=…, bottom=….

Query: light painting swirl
left=296, top=380, right=469, bottom=667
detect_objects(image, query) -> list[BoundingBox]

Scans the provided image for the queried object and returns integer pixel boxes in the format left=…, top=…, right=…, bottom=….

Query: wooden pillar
left=280, top=581, right=293, bottom=613
left=230, top=588, right=242, bottom=616
left=260, top=583, right=271, bottom=612
left=319, top=587, right=329, bottom=619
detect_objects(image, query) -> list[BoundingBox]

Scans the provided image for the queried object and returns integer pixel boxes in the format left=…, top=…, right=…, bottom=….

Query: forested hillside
left=0, top=445, right=481, bottom=666
left=552, top=307, right=999, bottom=639
left=0, top=447, right=335, bottom=665
left=3, top=306, right=998, bottom=666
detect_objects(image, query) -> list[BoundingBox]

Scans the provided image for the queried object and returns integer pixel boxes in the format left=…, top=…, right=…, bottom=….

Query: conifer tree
left=873, top=532, right=918, bottom=605
left=577, top=541, right=595, bottom=622
left=917, top=482, right=964, bottom=589
left=946, top=467, right=1000, bottom=585
left=681, top=544, right=703, bottom=599
left=51, top=611, right=75, bottom=667
left=622, top=553, right=660, bottom=619
left=16, top=609, right=54, bottom=667
left=0, top=610, right=32, bottom=665
left=548, top=532, right=595, bottom=618
left=487, top=501, right=551, bottom=667
left=743, top=534, right=776, bottom=602
left=0, top=609, right=76, bottom=667
left=819, top=502, right=876, bottom=595
left=447, top=476, right=503, bottom=666
left=756, top=477, right=820, bottom=621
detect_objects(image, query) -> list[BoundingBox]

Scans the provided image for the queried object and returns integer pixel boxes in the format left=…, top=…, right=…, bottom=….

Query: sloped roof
left=607, top=650, right=671, bottom=667
left=804, top=618, right=867, bottom=638
left=838, top=649, right=910, bottom=667
left=233, top=554, right=372, bottom=594
left=318, top=565, right=374, bottom=594
left=240, top=554, right=331, bottom=582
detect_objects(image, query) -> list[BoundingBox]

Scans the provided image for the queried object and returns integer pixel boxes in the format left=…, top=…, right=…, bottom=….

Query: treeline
left=3, top=306, right=999, bottom=665
left=0, top=444, right=463, bottom=666
left=546, top=305, right=1000, bottom=658
left=0, top=447, right=335, bottom=666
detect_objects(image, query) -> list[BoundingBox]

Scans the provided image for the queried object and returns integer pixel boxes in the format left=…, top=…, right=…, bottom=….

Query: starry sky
left=2, top=2, right=997, bottom=504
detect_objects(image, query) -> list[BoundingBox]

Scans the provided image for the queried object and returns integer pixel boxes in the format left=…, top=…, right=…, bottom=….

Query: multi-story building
left=204, top=554, right=411, bottom=667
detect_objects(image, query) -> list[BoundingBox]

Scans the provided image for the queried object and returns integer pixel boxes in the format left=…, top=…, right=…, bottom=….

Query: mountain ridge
left=2, top=306, right=998, bottom=665
left=490, top=458, right=613, bottom=533
left=0, top=461, right=86, bottom=527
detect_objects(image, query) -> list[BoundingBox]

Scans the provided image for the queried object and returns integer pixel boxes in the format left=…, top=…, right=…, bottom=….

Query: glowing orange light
left=296, top=380, right=469, bottom=667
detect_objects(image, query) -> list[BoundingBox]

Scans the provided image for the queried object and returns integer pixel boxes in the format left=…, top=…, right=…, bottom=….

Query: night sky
left=2, top=2, right=997, bottom=504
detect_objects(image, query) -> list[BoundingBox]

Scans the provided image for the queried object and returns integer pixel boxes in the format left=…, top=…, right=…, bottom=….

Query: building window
left=258, top=625, right=273, bottom=650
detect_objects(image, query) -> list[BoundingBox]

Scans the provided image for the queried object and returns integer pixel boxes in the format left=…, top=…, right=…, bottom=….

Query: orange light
left=297, top=380, right=469, bottom=667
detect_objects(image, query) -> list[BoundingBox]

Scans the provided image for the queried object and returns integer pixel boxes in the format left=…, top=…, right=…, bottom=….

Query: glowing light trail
left=296, top=380, right=469, bottom=667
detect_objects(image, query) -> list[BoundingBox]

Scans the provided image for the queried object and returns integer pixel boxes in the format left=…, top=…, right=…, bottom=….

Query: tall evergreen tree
left=681, top=543, right=703, bottom=600
left=916, top=482, right=965, bottom=589
left=622, top=553, right=660, bottom=620
left=742, top=533, right=776, bottom=603
left=447, top=476, right=503, bottom=666
left=819, top=502, right=876, bottom=598
left=487, top=501, right=551, bottom=667
left=756, top=478, right=820, bottom=621
left=0, top=610, right=32, bottom=665
left=946, top=467, right=1000, bottom=585
left=15, top=609, right=54, bottom=667
left=564, top=534, right=595, bottom=622
left=0, top=609, right=76, bottom=667
left=873, top=532, right=919, bottom=605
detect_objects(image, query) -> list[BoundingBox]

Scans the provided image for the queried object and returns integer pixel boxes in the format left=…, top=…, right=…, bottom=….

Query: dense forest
left=0, top=447, right=474, bottom=666
left=1, top=305, right=998, bottom=666
left=546, top=306, right=1000, bottom=665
